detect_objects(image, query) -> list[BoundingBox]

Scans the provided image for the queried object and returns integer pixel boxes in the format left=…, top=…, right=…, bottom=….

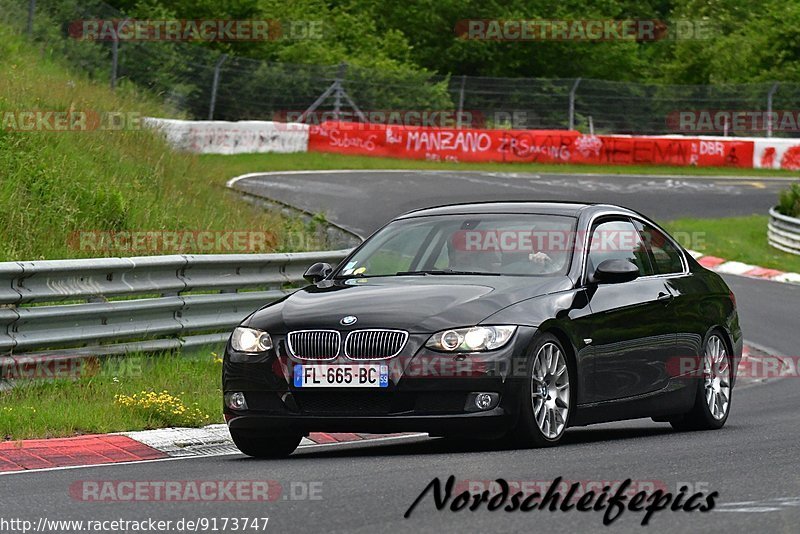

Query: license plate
left=293, top=364, right=389, bottom=388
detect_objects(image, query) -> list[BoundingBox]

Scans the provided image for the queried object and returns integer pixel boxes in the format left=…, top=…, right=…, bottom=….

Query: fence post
left=208, top=54, right=228, bottom=120
left=767, top=82, right=779, bottom=138
left=26, top=0, right=35, bottom=36
left=456, top=75, right=466, bottom=129
left=568, top=78, right=581, bottom=130
left=110, top=36, right=119, bottom=90
left=333, top=62, right=347, bottom=120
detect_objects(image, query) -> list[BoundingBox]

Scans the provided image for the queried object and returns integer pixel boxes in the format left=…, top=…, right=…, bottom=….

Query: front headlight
left=231, top=327, right=273, bottom=353
left=425, top=326, right=517, bottom=352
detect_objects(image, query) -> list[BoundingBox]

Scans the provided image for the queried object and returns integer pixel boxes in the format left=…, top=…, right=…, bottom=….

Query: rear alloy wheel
left=671, top=332, right=732, bottom=431
left=512, top=334, right=572, bottom=447
left=230, top=430, right=302, bottom=458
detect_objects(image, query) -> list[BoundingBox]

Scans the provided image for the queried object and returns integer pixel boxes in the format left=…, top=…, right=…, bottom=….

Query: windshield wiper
left=333, top=273, right=397, bottom=279
left=394, top=269, right=501, bottom=276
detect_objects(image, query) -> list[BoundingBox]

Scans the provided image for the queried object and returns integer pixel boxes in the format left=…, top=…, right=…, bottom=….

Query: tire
left=231, top=429, right=302, bottom=458
left=670, top=330, right=732, bottom=431
left=509, top=333, right=574, bottom=448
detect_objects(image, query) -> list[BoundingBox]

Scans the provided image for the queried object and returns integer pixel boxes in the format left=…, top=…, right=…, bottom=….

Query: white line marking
left=224, top=169, right=795, bottom=184
left=225, top=169, right=420, bottom=188
left=717, top=507, right=783, bottom=513
left=716, top=496, right=800, bottom=513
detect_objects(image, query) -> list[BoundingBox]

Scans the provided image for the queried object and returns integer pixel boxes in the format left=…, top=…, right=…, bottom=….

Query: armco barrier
left=768, top=207, right=800, bottom=256
left=0, top=250, right=349, bottom=366
left=307, top=121, right=755, bottom=168
left=754, top=138, right=800, bottom=170
left=145, top=118, right=309, bottom=154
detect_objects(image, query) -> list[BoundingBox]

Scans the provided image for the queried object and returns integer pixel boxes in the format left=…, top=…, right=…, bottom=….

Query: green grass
left=201, top=151, right=800, bottom=179
left=663, top=215, right=800, bottom=273
left=1, top=353, right=222, bottom=441
left=0, top=24, right=316, bottom=261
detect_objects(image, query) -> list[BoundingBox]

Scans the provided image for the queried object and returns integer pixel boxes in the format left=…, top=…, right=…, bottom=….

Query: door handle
left=657, top=291, right=673, bottom=303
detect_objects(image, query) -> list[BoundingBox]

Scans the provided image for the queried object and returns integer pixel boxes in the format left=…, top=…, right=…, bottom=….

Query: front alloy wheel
left=512, top=334, right=573, bottom=447
left=531, top=342, right=570, bottom=439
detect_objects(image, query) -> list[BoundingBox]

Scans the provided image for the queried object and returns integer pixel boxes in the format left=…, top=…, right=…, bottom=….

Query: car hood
left=245, top=275, right=574, bottom=333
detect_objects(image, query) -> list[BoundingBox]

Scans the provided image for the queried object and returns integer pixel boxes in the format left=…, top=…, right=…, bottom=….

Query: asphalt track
left=3, top=170, right=798, bottom=533
left=230, top=170, right=789, bottom=237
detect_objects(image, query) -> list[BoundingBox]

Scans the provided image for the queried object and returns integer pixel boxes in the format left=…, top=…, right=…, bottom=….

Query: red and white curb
left=0, top=430, right=424, bottom=474
left=686, top=249, right=800, bottom=284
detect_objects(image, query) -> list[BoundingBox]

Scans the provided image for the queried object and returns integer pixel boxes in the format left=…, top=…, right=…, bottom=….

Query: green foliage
left=777, top=183, right=800, bottom=218
left=14, top=0, right=800, bottom=127
left=18, top=0, right=800, bottom=86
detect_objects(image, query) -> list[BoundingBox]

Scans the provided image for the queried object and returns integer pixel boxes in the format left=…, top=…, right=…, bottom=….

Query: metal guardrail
left=0, top=250, right=350, bottom=367
left=768, top=207, right=800, bottom=256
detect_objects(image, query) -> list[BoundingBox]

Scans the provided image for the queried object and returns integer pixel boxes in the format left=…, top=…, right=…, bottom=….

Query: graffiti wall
left=145, top=118, right=309, bottom=154
left=753, top=138, right=800, bottom=170
left=307, top=122, right=754, bottom=168
left=145, top=118, right=795, bottom=170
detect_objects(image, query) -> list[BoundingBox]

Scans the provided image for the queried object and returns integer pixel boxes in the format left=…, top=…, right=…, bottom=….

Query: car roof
left=395, top=201, right=639, bottom=220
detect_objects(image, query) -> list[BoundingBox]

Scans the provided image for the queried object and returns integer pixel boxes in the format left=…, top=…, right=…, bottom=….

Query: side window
left=634, top=221, right=685, bottom=275
left=587, top=219, right=653, bottom=277
left=354, top=225, right=432, bottom=275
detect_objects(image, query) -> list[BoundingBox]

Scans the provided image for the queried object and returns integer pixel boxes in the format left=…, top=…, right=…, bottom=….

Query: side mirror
left=592, top=259, right=639, bottom=284
left=303, top=262, right=333, bottom=283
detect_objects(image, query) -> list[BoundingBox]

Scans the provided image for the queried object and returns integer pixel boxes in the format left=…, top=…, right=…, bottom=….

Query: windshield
left=335, top=214, right=577, bottom=278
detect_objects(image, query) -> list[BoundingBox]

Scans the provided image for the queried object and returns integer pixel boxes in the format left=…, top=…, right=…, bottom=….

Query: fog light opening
left=473, top=392, right=499, bottom=411
left=226, top=392, right=248, bottom=411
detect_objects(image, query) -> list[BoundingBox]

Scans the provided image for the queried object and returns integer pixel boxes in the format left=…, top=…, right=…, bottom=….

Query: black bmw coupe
left=223, top=202, right=742, bottom=457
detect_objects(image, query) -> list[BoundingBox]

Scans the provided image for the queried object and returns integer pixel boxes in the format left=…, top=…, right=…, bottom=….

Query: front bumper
left=222, top=326, right=538, bottom=437
left=226, top=408, right=508, bottom=436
